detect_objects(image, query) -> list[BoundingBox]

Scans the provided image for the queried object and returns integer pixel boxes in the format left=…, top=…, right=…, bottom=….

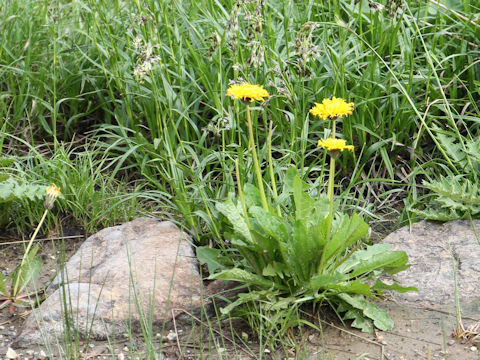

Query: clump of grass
left=0, top=137, right=166, bottom=235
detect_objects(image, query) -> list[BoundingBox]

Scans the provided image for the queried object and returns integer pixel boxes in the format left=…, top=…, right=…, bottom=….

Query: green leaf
left=326, top=213, right=369, bottom=262
left=337, top=244, right=409, bottom=278
left=243, top=183, right=262, bottom=208
left=216, top=196, right=253, bottom=244
left=196, top=247, right=227, bottom=274
left=290, top=219, right=317, bottom=281
left=293, top=175, right=315, bottom=222
left=328, top=281, right=374, bottom=297
left=0, top=178, right=15, bottom=202
left=282, top=166, right=300, bottom=194
left=209, top=268, right=282, bottom=289
left=262, top=262, right=289, bottom=279
left=338, top=293, right=394, bottom=331
left=220, top=292, right=260, bottom=315
left=0, top=178, right=45, bottom=203
left=11, top=252, right=42, bottom=296
left=342, top=307, right=374, bottom=333
left=249, top=206, right=289, bottom=243
left=372, top=280, right=417, bottom=294
left=0, top=271, right=9, bottom=296
left=310, top=272, right=347, bottom=289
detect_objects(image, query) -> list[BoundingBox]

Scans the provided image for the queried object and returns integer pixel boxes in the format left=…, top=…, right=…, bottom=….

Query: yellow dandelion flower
left=309, top=97, right=354, bottom=120
left=226, top=83, right=270, bottom=103
left=317, top=138, right=354, bottom=152
left=44, top=183, right=61, bottom=210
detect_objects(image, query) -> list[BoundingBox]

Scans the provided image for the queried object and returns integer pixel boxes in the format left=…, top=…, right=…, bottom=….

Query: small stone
left=25, top=350, right=34, bottom=356
left=39, top=350, right=47, bottom=359
left=471, top=346, right=477, bottom=352
left=166, top=331, right=177, bottom=342
left=381, top=340, right=388, bottom=345
left=308, top=334, right=315, bottom=342
left=118, top=354, right=125, bottom=360
left=156, top=333, right=161, bottom=338
left=447, top=339, right=456, bottom=346
left=0, top=325, right=5, bottom=330
left=217, top=347, right=225, bottom=353
left=264, top=348, right=271, bottom=353
left=123, top=347, right=129, bottom=352
left=5, top=347, right=19, bottom=359
left=89, top=343, right=95, bottom=348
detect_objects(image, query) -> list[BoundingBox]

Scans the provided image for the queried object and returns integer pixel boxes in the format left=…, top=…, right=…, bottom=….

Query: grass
left=1, top=0, right=480, bottom=357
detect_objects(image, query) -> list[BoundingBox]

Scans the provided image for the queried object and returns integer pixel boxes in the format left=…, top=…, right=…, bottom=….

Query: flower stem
left=326, top=119, right=337, bottom=240
left=318, top=119, right=337, bottom=272
left=235, top=159, right=251, bottom=229
left=14, top=209, right=49, bottom=296
left=21, top=209, right=48, bottom=268
left=246, top=105, right=269, bottom=211
left=267, top=119, right=281, bottom=217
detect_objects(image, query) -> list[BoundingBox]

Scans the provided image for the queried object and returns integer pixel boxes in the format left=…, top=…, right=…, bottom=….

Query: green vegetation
left=1, top=0, right=479, bottom=357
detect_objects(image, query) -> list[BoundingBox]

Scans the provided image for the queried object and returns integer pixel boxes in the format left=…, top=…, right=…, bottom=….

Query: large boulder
left=383, top=220, right=480, bottom=306
left=16, top=218, right=203, bottom=346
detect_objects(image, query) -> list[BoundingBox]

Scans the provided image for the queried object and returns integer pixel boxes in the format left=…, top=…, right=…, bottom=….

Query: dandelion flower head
left=46, top=183, right=61, bottom=199
left=226, top=83, right=270, bottom=103
left=44, top=183, right=61, bottom=209
left=317, top=138, right=354, bottom=152
left=309, top=97, right=354, bottom=120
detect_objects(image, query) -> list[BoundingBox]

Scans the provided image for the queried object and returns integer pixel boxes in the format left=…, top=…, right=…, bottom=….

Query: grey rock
left=16, top=218, right=203, bottom=347
left=383, top=220, right=480, bottom=306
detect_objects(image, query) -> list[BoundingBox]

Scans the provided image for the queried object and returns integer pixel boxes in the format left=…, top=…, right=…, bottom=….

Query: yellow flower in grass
left=44, top=183, right=61, bottom=210
left=226, top=83, right=270, bottom=103
left=317, top=138, right=354, bottom=152
left=310, top=97, right=354, bottom=120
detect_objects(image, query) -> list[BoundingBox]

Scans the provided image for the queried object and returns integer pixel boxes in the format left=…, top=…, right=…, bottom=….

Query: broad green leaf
left=250, top=226, right=280, bottom=258
left=11, top=255, right=42, bottom=296
left=196, top=247, right=227, bottom=274
left=343, top=308, right=374, bottom=333
left=337, top=244, right=408, bottom=278
left=220, top=292, right=260, bottom=315
left=338, top=293, right=394, bottom=331
left=249, top=206, right=289, bottom=243
left=282, top=166, right=300, bottom=194
left=0, top=271, right=9, bottom=296
left=209, top=268, right=281, bottom=289
left=328, top=281, right=374, bottom=297
left=293, top=176, right=315, bottom=223
left=290, top=219, right=319, bottom=281
left=0, top=179, right=15, bottom=202
left=216, top=197, right=253, bottom=244
left=372, top=280, right=417, bottom=294
left=0, top=178, right=45, bottom=203
left=262, top=262, right=289, bottom=279
left=326, top=213, right=369, bottom=261
left=243, top=183, right=262, bottom=208
left=310, top=272, right=347, bottom=289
